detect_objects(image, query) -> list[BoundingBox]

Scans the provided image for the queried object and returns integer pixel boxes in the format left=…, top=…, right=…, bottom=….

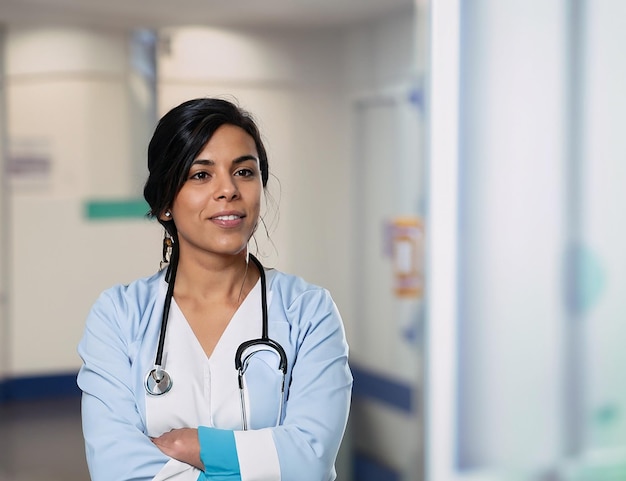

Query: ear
left=159, top=210, right=172, bottom=222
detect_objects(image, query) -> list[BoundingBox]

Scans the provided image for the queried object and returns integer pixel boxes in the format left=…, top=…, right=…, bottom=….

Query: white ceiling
left=0, top=0, right=414, bottom=31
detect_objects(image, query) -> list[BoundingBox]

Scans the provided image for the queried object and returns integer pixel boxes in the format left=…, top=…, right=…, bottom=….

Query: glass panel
left=579, top=0, right=626, bottom=457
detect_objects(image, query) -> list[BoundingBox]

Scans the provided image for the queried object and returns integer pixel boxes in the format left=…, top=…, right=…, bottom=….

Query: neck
left=173, top=251, right=258, bottom=304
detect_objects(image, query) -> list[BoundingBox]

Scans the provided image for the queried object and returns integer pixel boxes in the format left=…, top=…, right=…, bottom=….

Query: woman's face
left=167, top=124, right=262, bottom=260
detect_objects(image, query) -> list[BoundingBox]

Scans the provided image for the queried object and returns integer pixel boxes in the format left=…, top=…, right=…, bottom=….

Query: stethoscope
left=144, top=242, right=288, bottom=430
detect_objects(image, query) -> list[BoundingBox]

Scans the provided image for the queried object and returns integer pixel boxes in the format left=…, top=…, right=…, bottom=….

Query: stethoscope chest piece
left=145, top=367, right=173, bottom=396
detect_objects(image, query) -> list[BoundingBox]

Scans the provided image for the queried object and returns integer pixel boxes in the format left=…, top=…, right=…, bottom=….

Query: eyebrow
left=191, top=155, right=258, bottom=166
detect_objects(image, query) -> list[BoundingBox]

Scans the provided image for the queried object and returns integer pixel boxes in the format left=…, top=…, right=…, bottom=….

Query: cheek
left=250, top=196, right=262, bottom=220
left=247, top=185, right=262, bottom=213
left=252, top=197, right=261, bottom=213
left=173, top=189, right=207, bottom=213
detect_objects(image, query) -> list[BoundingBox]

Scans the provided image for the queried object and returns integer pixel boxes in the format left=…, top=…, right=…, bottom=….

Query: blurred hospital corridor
left=2, top=0, right=626, bottom=480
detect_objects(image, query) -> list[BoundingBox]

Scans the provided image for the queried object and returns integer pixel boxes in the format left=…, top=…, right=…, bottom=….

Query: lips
left=209, top=211, right=245, bottom=227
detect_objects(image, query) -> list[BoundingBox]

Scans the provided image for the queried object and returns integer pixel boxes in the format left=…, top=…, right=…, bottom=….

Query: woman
left=77, top=98, right=352, bottom=481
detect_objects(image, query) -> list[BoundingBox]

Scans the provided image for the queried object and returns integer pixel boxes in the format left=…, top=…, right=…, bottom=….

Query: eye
left=235, top=168, right=255, bottom=178
left=189, top=171, right=210, bottom=180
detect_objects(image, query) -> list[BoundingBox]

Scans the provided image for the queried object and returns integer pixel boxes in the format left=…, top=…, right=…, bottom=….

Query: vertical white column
left=425, top=0, right=460, bottom=480
left=451, top=0, right=567, bottom=477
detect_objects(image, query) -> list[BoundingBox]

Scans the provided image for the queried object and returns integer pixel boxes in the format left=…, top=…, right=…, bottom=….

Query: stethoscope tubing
left=145, top=248, right=288, bottom=430
left=155, top=244, right=178, bottom=368
left=144, top=241, right=178, bottom=395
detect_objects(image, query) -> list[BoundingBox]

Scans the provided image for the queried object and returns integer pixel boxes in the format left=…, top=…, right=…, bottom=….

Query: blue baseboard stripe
left=0, top=372, right=80, bottom=403
left=354, top=452, right=401, bottom=481
left=351, top=364, right=414, bottom=413
left=1, top=366, right=414, bottom=413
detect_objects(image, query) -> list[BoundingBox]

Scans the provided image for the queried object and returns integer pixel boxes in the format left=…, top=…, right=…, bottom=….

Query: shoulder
left=267, top=269, right=340, bottom=325
left=267, top=269, right=329, bottom=303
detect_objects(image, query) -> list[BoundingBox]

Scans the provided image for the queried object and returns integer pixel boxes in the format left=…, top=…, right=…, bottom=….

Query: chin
left=214, top=245, right=248, bottom=257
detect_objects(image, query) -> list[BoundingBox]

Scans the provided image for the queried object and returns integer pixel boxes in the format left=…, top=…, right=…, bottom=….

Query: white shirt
left=146, top=279, right=280, bottom=480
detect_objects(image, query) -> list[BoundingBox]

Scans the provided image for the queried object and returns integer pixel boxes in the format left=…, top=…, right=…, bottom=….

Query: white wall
left=0, top=26, right=8, bottom=383
left=342, top=6, right=425, bottom=480
left=5, top=26, right=160, bottom=375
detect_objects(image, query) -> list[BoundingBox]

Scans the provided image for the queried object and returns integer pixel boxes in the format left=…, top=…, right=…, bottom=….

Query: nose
left=214, top=173, right=239, bottom=201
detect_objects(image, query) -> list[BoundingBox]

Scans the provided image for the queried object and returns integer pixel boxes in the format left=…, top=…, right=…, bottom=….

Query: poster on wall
left=387, top=216, right=424, bottom=299
left=7, top=138, right=53, bottom=190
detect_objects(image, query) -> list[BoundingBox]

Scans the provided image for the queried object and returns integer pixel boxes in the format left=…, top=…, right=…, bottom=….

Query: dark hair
left=143, top=98, right=269, bottom=234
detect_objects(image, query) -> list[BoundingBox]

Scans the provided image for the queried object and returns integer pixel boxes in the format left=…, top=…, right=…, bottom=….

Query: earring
left=160, top=231, right=173, bottom=271
left=164, top=211, right=171, bottom=218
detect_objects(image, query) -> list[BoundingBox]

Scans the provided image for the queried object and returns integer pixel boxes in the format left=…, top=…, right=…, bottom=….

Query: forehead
left=197, top=124, right=258, bottom=159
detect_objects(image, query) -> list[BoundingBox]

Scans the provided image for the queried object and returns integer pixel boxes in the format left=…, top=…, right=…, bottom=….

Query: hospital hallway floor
left=0, top=396, right=89, bottom=481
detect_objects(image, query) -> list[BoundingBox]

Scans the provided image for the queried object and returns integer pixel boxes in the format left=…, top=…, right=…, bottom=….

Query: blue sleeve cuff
left=197, top=426, right=241, bottom=480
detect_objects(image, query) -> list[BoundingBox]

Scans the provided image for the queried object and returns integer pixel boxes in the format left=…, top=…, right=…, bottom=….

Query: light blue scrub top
left=77, top=267, right=353, bottom=481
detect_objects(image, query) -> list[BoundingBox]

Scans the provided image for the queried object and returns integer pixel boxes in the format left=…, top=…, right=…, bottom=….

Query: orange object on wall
left=391, top=216, right=424, bottom=299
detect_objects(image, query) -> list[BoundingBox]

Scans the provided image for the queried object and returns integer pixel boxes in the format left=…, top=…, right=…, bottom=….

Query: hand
left=151, top=428, right=204, bottom=471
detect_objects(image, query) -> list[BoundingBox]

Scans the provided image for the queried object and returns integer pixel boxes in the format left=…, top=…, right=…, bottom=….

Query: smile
left=213, top=215, right=242, bottom=221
